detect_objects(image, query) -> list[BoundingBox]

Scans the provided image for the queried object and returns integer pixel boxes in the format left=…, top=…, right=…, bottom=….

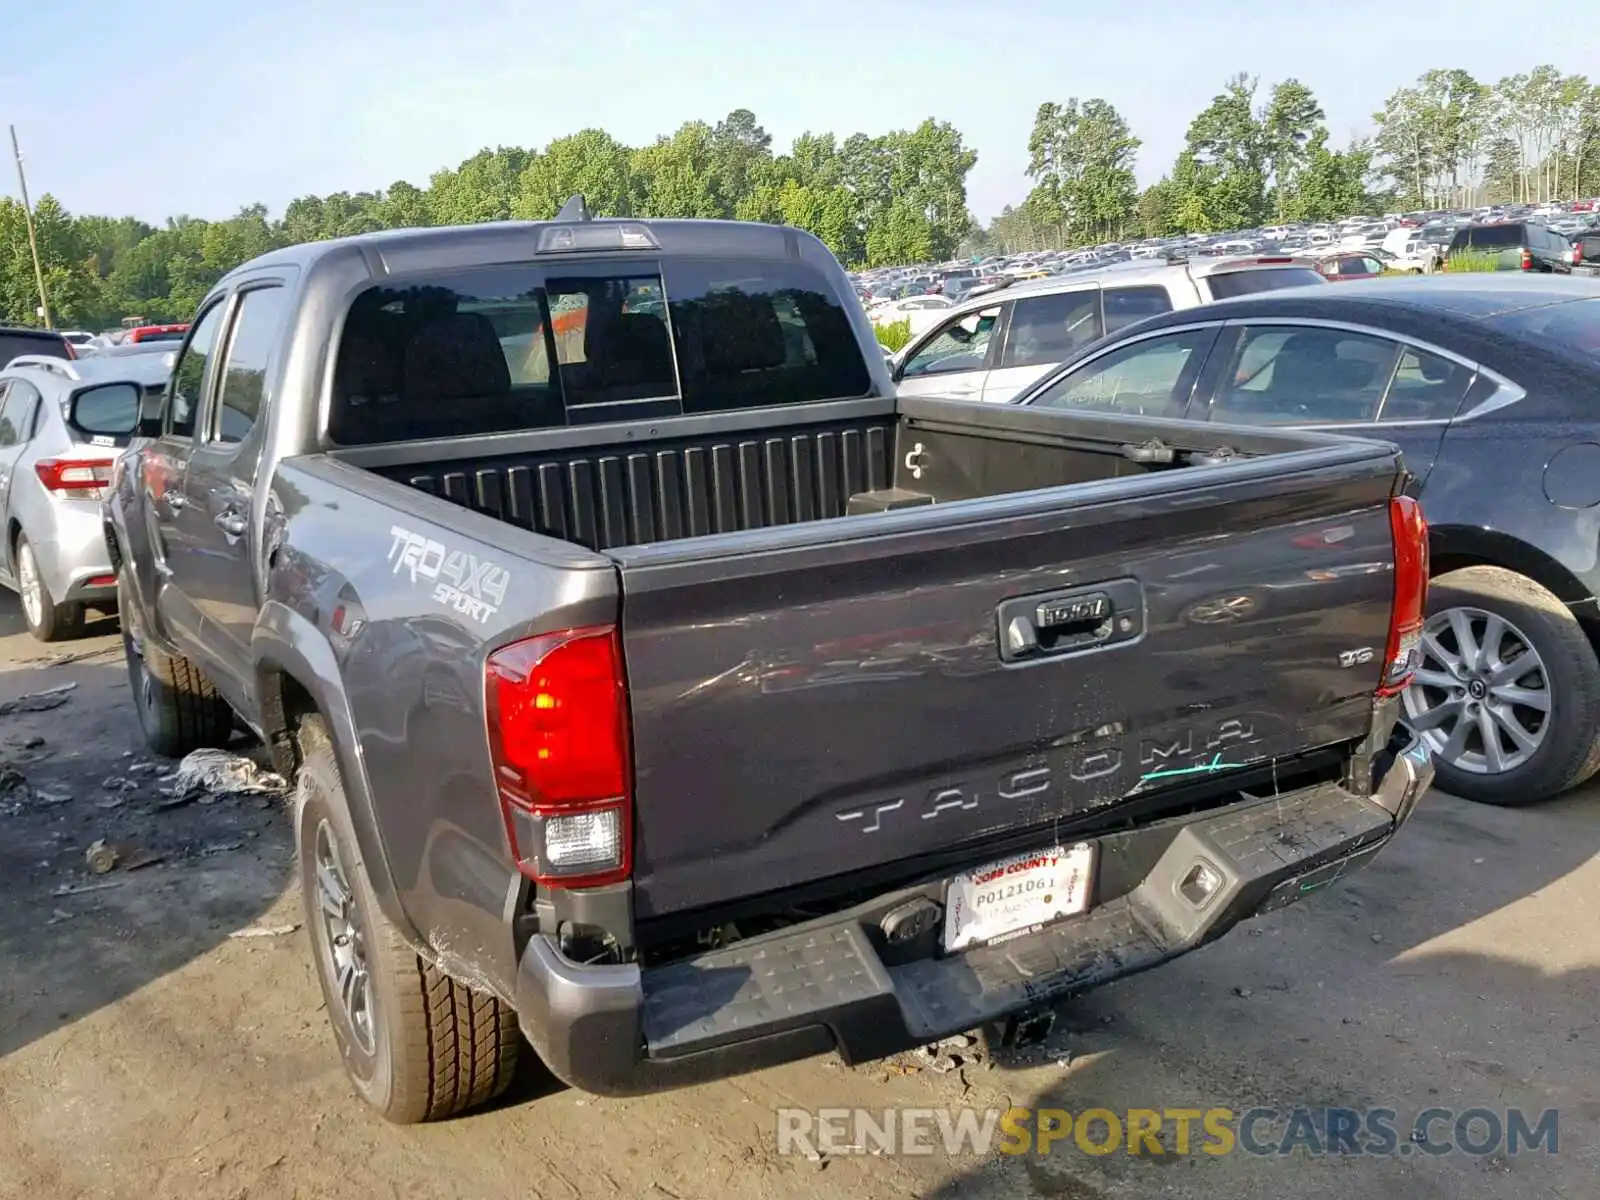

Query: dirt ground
left=0, top=594, right=1596, bottom=1200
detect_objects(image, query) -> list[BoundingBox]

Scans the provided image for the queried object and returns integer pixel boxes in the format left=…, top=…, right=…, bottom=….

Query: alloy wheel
left=314, top=818, right=376, bottom=1056
left=17, top=542, right=42, bottom=628
left=1402, top=605, right=1551, bottom=775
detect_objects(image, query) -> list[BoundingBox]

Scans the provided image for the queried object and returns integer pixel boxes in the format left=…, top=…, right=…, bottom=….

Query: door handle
left=997, top=579, right=1144, bottom=662
left=167, top=494, right=187, bottom=510
left=214, top=512, right=247, bottom=537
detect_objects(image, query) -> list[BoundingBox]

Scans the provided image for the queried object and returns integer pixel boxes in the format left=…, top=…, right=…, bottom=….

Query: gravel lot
left=0, top=594, right=1595, bottom=1200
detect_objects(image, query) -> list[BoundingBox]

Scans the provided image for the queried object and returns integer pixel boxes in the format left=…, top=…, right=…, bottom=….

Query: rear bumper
left=29, top=501, right=117, bottom=606
left=515, top=730, right=1433, bottom=1097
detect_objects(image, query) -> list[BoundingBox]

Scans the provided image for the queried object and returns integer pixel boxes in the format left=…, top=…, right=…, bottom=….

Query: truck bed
left=331, top=397, right=1406, bottom=927
left=342, top=395, right=1334, bottom=549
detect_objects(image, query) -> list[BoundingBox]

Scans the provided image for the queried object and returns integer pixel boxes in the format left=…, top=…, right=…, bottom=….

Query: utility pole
left=10, top=125, right=52, bottom=329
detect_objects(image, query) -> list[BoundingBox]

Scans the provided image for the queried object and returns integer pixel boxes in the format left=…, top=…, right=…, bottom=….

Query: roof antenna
left=556, top=193, right=591, bottom=222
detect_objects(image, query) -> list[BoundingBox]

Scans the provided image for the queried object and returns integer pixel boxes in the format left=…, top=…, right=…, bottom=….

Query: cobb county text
left=774, top=1106, right=1559, bottom=1159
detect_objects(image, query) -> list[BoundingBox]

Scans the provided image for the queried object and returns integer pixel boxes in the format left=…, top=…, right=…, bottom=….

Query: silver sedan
left=0, top=352, right=169, bottom=640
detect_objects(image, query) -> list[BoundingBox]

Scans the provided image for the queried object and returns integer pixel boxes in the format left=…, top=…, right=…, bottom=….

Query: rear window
left=1205, top=267, right=1325, bottom=299
left=1452, top=224, right=1524, bottom=251
left=0, top=332, right=69, bottom=367
left=329, top=257, right=869, bottom=444
left=129, top=329, right=188, bottom=343
left=1483, top=298, right=1600, bottom=360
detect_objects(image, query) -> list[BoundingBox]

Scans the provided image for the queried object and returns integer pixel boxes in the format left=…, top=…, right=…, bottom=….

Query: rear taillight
left=1378, top=496, right=1429, bottom=697
left=1520, top=247, right=1533, bottom=271
left=485, top=626, right=632, bottom=888
left=35, top=459, right=114, bottom=500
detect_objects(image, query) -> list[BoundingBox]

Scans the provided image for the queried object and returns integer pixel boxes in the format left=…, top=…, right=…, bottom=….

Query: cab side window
left=167, top=302, right=228, bottom=440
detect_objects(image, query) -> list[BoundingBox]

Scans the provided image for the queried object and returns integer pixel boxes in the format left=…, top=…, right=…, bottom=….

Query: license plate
left=942, top=843, right=1095, bottom=952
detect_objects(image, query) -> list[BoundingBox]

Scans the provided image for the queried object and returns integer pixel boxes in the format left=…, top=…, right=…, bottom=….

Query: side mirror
left=68, top=382, right=143, bottom=440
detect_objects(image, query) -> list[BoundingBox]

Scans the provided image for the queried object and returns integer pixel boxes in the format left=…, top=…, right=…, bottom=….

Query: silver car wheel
left=1403, top=604, right=1551, bottom=775
left=17, top=541, right=43, bottom=628
left=314, top=818, right=376, bottom=1057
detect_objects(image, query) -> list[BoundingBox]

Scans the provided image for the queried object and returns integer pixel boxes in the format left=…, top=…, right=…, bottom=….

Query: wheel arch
left=1428, top=523, right=1600, bottom=651
left=253, top=599, right=422, bottom=948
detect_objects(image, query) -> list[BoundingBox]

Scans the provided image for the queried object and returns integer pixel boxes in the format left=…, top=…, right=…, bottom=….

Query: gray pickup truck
left=104, top=208, right=1435, bottom=1123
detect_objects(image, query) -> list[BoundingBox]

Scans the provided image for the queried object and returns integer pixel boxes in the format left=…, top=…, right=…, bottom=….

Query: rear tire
left=119, top=575, right=234, bottom=757
left=295, top=715, right=521, bottom=1122
left=16, top=535, right=84, bottom=643
left=1402, top=566, right=1600, bottom=806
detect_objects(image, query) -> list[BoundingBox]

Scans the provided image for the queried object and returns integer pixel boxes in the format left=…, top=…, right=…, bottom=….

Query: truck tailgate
left=612, top=450, right=1402, bottom=919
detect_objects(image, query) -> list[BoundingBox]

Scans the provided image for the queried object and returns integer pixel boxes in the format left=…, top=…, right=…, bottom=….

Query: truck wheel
left=294, top=715, right=520, bottom=1122
left=1402, top=566, right=1600, bottom=806
left=119, top=575, right=234, bottom=757
left=16, top=535, right=84, bottom=642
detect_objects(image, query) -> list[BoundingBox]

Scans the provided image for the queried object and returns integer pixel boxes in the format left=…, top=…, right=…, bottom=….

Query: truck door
left=177, top=282, right=292, bottom=710
left=146, top=298, right=230, bottom=652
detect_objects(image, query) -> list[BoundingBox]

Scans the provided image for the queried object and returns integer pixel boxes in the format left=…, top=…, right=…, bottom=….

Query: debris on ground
left=0, top=682, right=78, bottom=717
left=172, top=749, right=287, bottom=801
left=228, top=923, right=301, bottom=940
left=913, top=1032, right=981, bottom=1074
left=85, top=839, right=121, bottom=874
left=121, top=847, right=167, bottom=872
left=51, top=880, right=122, bottom=897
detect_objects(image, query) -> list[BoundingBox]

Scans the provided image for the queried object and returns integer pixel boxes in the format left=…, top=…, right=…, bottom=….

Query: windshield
left=1206, top=267, right=1326, bottom=299
left=0, top=332, right=69, bottom=367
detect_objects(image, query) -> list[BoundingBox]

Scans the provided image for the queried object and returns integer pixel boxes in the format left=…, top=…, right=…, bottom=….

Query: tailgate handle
left=998, top=579, right=1143, bottom=663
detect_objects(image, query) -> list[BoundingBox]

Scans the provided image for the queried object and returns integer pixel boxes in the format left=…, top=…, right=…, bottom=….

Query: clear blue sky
left=10, top=0, right=1600, bottom=226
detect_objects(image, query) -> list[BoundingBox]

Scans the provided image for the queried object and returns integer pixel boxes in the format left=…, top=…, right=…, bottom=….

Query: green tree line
left=979, top=64, right=1600, bottom=254
left=0, top=109, right=977, bottom=329
left=3, top=67, right=1598, bottom=328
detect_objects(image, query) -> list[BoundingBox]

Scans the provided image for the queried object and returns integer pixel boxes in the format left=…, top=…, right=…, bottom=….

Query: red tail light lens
left=1378, top=496, right=1429, bottom=697
left=485, top=626, right=632, bottom=887
left=35, top=459, right=114, bottom=499
left=1520, top=247, right=1533, bottom=271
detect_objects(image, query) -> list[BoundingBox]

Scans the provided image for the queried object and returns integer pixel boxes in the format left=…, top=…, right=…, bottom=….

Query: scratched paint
left=1138, top=752, right=1240, bottom=783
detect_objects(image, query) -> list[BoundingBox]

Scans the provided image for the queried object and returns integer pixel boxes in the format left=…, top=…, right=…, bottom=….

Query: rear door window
left=1029, top=328, right=1216, bottom=419
left=1205, top=267, right=1325, bottom=299
left=1000, top=288, right=1103, bottom=368
left=1461, top=225, right=1523, bottom=251
left=0, top=381, right=40, bottom=446
left=212, top=286, right=291, bottom=445
left=1102, top=286, right=1174, bottom=333
left=1210, top=325, right=1400, bottom=425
